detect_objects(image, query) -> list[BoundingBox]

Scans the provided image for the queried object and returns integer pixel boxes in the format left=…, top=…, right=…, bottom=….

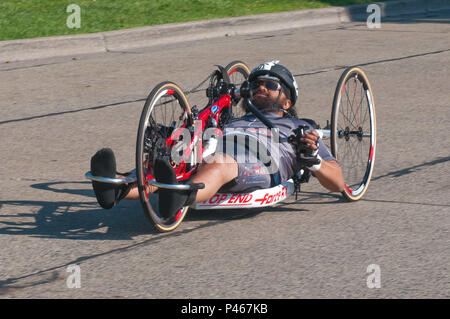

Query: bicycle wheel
left=331, top=67, right=376, bottom=201
left=136, top=81, right=192, bottom=232
left=224, top=60, right=250, bottom=119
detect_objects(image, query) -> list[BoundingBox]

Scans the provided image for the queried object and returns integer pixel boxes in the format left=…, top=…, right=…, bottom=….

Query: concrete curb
left=1, top=0, right=449, bottom=63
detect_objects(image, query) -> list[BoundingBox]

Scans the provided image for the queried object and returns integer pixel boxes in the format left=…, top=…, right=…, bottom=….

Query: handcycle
left=86, top=61, right=376, bottom=232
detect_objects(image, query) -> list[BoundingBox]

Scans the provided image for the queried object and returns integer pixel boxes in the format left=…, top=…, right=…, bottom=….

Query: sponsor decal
left=211, top=105, right=219, bottom=114
left=227, top=193, right=253, bottom=204
left=254, top=60, right=280, bottom=71
left=206, top=194, right=229, bottom=205
left=253, top=166, right=265, bottom=175
left=254, top=187, right=287, bottom=205
left=197, top=186, right=288, bottom=207
left=199, top=193, right=253, bottom=206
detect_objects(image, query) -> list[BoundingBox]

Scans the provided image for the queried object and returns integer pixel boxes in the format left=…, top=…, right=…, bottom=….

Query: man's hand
left=300, top=130, right=320, bottom=152
left=300, top=130, right=322, bottom=171
left=290, top=126, right=345, bottom=192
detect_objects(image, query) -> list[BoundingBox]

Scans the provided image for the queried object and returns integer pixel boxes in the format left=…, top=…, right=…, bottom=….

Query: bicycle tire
left=224, top=60, right=250, bottom=119
left=331, top=67, right=376, bottom=201
left=136, top=81, right=192, bottom=232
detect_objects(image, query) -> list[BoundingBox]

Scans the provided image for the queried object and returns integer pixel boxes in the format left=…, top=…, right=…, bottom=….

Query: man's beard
left=250, top=92, right=283, bottom=111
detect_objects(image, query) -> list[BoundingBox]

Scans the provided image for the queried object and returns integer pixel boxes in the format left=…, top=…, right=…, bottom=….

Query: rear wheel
left=136, top=81, right=192, bottom=232
left=331, top=67, right=376, bottom=201
left=224, top=60, right=250, bottom=119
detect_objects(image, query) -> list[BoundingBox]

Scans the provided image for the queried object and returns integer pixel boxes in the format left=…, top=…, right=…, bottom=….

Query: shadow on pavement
left=3, top=154, right=448, bottom=240
left=0, top=198, right=150, bottom=240
left=0, top=181, right=287, bottom=240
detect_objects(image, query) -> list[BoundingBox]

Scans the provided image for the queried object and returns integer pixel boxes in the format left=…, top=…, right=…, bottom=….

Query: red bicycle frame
left=144, top=92, right=233, bottom=184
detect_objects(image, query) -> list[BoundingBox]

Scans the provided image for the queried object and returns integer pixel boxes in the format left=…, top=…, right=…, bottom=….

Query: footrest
left=85, top=171, right=137, bottom=184
left=148, top=179, right=205, bottom=190
left=86, top=170, right=205, bottom=190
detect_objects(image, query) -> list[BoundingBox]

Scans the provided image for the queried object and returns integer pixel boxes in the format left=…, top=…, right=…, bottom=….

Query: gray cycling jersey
left=217, top=111, right=335, bottom=187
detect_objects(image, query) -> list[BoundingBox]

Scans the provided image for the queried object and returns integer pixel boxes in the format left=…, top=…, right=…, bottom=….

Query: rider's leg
left=124, top=153, right=238, bottom=202
left=190, top=153, right=238, bottom=203
left=154, top=154, right=238, bottom=219
left=123, top=183, right=156, bottom=200
left=90, top=151, right=238, bottom=209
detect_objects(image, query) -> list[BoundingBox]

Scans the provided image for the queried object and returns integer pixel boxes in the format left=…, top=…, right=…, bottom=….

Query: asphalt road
left=0, top=10, right=449, bottom=299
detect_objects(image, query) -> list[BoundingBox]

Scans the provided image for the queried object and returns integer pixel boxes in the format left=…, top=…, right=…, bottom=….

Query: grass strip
left=0, top=0, right=388, bottom=41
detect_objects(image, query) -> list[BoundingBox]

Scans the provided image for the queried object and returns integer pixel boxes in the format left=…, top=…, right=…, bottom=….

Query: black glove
left=299, top=143, right=322, bottom=172
left=289, top=125, right=323, bottom=171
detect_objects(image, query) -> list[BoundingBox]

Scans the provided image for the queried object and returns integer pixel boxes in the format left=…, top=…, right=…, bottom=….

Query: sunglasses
left=249, top=79, right=281, bottom=91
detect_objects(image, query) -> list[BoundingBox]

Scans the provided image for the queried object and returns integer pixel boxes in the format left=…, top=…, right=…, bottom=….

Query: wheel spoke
left=332, top=68, right=375, bottom=199
left=222, top=62, right=250, bottom=120
left=137, top=82, right=192, bottom=231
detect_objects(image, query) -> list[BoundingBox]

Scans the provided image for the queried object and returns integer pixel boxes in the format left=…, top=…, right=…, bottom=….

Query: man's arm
left=312, top=160, right=345, bottom=192
left=300, top=130, right=345, bottom=193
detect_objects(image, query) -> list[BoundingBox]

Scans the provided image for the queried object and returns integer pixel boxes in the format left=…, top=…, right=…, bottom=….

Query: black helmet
left=248, top=60, right=299, bottom=105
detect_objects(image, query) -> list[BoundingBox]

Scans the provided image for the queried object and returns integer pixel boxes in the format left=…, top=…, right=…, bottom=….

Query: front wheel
left=136, top=81, right=192, bottom=232
left=224, top=60, right=250, bottom=119
left=331, top=67, right=376, bottom=201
